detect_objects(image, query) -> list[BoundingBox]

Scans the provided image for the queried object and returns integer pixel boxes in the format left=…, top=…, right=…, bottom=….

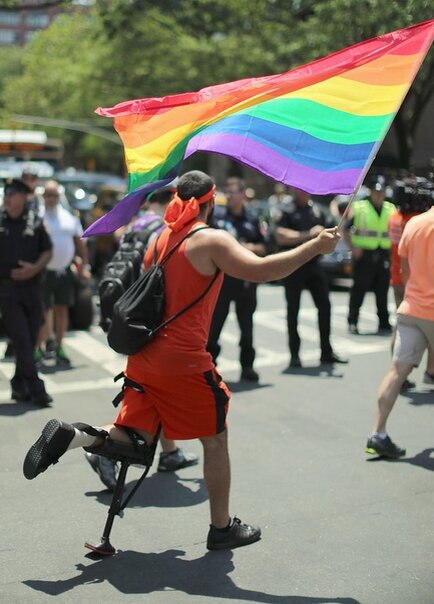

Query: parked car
left=55, top=169, right=127, bottom=229
left=55, top=169, right=127, bottom=277
left=319, top=237, right=352, bottom=287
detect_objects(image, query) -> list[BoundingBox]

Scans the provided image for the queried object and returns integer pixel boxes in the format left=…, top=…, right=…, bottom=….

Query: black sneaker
left=240, top=367, right=259, bottom=382
left=11, top=389, right=31, bottom=402
left=320, top=352, right=348, bottom=364
left=400, top=378, right=415, bottom=392
left=365, top=434, right=406, bottom=459
left=377, top=325, right=392, bottom=335
left=423, top=371, right=434, bottom=385
left=289, top=356, right=302, bottom=368
left=157, top=448, right=199, bottom=472
left=23, top=419, right=75, bottom=479
left=207, top=517, right=261, bottom=551
left=30, top=391, right=53, bottom=407
left=84, top=452, right=118, bottom=490
left=43, top=338, right=57, bottom=360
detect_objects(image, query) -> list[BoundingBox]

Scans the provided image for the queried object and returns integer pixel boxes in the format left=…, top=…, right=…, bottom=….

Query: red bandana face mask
left=164, top=185, right=216, bottom=232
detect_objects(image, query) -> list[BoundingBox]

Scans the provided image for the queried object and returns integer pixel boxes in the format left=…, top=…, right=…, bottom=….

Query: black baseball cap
left=3, top=177, right=32, bottom=195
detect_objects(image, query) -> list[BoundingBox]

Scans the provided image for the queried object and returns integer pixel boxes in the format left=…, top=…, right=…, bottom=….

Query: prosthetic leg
left=82, top=424, right=161, bottom=557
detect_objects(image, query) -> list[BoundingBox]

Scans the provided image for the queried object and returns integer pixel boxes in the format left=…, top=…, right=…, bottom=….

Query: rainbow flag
left=85, top=19, right=433, bottom=236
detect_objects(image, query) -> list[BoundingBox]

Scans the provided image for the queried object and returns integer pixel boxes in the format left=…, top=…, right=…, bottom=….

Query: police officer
left=275, top=187, right=347, bottom=367
left=207, top=177, right=267, bottom=381
left=0, top=178, right=53, bottom=405
left=344, top=178, right=396, bottom=335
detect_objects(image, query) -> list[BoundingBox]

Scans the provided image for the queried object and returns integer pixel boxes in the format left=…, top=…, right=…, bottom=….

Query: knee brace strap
left=72, top=422, right=109, bottom=439
left=84, top=432, right=153, bottom=466
left=112, top=372, right=144, bottom=408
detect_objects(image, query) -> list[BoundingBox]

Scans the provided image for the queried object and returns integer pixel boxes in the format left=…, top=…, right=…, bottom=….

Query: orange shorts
left=114, top=368, right=231, bottom=440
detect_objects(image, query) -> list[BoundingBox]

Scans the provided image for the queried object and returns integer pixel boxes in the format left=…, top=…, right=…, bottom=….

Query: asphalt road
left=1, top=284, right=433, bottom=604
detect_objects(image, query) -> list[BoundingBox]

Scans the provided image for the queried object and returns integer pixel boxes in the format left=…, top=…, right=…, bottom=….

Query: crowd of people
left=1, top=166, right=433, bottom=551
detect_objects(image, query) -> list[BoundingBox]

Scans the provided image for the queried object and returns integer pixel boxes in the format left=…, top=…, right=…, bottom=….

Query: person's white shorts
left=393, top=313, right=434, bottom=366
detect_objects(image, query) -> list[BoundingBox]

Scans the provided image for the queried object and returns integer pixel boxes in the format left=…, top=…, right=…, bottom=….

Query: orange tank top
left=127, top=220, right=223, bottom=375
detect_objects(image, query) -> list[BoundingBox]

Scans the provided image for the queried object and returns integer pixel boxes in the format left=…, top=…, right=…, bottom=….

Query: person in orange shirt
left=23, top=171, right=341, bottom=551
left=366, top=200, right=434, bottom=459
left=387, top=179, right=434, bottom=390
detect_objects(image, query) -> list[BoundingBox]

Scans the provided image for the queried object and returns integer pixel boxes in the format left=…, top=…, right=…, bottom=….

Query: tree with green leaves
left=1, top=0, right=432, bottom=171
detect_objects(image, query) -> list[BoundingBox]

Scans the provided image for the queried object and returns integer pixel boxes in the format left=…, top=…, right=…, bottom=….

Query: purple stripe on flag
left=186, top=133, right=363, bottom=194
left=83, top=176, right=174, bottom=237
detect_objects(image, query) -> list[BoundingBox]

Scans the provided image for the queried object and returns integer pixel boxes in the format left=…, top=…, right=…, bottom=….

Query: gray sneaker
left=157, top=448, right=199, bottom=472
left=423, top=371, right=434, bottom=385
left=84, top=452, right=118, bottom=491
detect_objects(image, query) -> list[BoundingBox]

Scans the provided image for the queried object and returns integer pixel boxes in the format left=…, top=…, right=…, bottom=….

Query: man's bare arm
left=206, top=228, right=340, bottom=283
left=274, top=225, right=323, bottom=247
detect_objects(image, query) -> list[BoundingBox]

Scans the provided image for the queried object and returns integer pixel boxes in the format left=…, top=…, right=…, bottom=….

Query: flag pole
left=336, top=137, right=385, bottom=233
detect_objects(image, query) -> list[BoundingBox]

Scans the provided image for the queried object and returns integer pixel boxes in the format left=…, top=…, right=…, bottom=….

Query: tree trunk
left=393, top=111, right=413, bottom=169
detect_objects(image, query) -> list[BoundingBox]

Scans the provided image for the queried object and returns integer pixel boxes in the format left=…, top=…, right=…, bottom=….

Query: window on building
left=0, top=29, right=19, bottom=45
left=0, top=11, right=20, bottom=26
left=26, top=11, right=49, bottom=28
left=24, top=31, right=36, bottom=44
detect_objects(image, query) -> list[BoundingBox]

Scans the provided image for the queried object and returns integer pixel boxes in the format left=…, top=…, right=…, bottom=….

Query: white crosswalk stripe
left=0, top=290, right=392, bottom=399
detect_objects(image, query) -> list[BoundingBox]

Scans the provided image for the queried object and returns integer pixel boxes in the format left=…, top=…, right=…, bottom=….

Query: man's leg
left=54, top=304, right=72, bottom=366
left=364, top=361, right=411, bottom=459
left=283, top=272, right=303, bottom=364
left=200, top=430, right=230, bottom=528
left=424, top=346, right=434, bottom=383
left=374, top=361, right=413, bottom=433
left=366, top=316, right=427, bottom=459
left=53, top=269, right=76, bottom=365
left=306, top=266, right=332, bottom=357
left=24, top=421, right=155, bottom=481
left=200, top=429, right=261, bottom=550
left=2, top=295, right=48, bottom=402
left=235, top=283, right=258, bottom=379
left=348, top=258, right=372, bottom=329
left=157, top=432, right=199, bottom=472
left=54, top=305, right=69, bottom=348
left=373, top=257, right=391, bottom=330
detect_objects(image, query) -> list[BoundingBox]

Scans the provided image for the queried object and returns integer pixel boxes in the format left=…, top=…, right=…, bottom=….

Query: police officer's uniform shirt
left=212, top=204, right=266, bottom=246
left=0, top=209, right=52, bottom=284
left=212, top=204, right=266, bottom=286
left=42, top=205, right=83, bottom=271
left=277, top=200, right=334, bottom=258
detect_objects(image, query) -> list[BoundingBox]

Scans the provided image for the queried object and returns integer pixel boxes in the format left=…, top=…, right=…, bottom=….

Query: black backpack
left=98, top=217, right=163, bottom=333
left=107, top=226, right=219, bottom=355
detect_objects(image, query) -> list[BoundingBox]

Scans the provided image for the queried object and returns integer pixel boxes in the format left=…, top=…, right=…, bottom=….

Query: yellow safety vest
left=351, top=200, right=395, bottom=250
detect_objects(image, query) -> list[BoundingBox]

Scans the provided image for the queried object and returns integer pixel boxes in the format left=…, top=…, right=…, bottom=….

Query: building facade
left=0, top=1, right=91, bottom=47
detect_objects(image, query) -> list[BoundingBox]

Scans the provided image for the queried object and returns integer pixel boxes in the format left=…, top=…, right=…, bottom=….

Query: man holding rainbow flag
left=22, top=21, right=433, bottom=554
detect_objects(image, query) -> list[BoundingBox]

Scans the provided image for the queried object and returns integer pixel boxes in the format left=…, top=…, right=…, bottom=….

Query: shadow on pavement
left=282, top=365, right=344, bottom=379
left=0, top=400, right=44, bottom=416
left=366, top=448, right=434, bottom=472
left=23, top=548, right=361, bottom=603
left=225, top=380, right=272, bottom=393
left=400, top=390, right=434, bottom=406
left=38, top=362, right=77, bottom=374
left=85, top=472, right=207, bottom=509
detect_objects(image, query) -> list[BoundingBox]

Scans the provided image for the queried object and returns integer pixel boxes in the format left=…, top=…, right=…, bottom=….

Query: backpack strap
left=150, top=226, right=220, bottom=335
left=153, top=225, right=210, bottom=266
left=153, top=266, right=220, bottom=335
